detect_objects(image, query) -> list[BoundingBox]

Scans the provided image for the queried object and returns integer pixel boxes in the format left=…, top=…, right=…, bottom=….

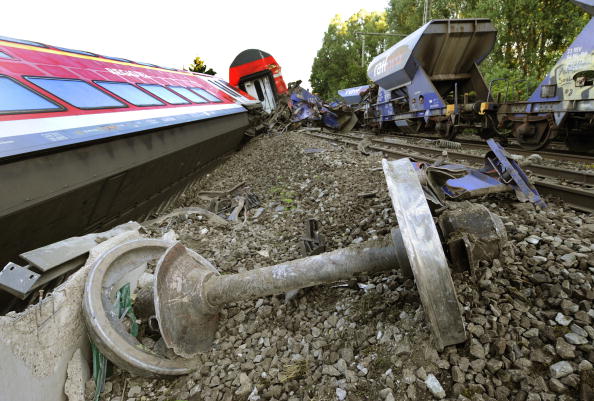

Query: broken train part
left=416, top=139, right=546, bottom=207
left=82, top=158, right=508, bottom=376
left=229, top=49, right=288, bottom=114
left=0, top=223, right=141, bottom=312
left=0, top=224, right=141, bottom=401
left=288, top=81, right=358, bottom=131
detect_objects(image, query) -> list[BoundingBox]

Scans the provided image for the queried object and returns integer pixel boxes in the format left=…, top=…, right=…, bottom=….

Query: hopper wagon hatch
left=0, top=35, right=258, bottom=271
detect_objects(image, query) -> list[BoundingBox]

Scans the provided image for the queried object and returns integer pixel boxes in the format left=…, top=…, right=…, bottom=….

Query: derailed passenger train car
left=0, top=35, right=256, bottom=267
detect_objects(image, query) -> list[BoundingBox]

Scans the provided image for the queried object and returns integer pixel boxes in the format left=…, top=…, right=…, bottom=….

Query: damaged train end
left=229, top=49, right=288, bottom=113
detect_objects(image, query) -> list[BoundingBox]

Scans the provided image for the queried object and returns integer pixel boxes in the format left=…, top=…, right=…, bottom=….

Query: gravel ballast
left=98, top=131, right=594, bottom=401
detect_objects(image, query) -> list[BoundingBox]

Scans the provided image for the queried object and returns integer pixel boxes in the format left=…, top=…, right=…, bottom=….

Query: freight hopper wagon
left=0, top=36, right=256, bottom=268
left=229, top=49, right=287, bottom=113
left=366, top=19, right=498, bottom=140
left=498, top=0, right=594, bottom=151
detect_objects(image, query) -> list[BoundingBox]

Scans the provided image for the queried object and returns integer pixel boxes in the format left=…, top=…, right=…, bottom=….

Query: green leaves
left=189, top=56, right=217, bottom=75
left=311, top=0, right=590, bottom=101
left=387, top=0, right=590, bottom=87
left=310, top=11, right=389, bottom=100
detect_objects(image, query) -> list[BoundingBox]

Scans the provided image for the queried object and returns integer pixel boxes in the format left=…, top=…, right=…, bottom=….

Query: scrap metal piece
left=20, top=222, right=141, bottom=272
left=30, top=255, right=87, bottom=291
left=300, top=219, right=326, bottom=256
left=154, top=243, right=220, bottom=358
left=83, top=239, right=201, bottom=377
left=438, top=203, right=507, bottom=271
left=424, top=163, right=509, bottom=202
left=20, top=235, right=98, bottom=272
left=382, top=158, right=465, bottom=350
left=485, top=139, right=546, bottom=208
left=0, top=262, right=40, bottom=299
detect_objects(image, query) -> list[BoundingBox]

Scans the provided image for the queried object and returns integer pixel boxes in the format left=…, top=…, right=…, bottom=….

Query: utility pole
left=423, top=0, right=432, bottom=24
left=355, top=32, right=407, bottom=67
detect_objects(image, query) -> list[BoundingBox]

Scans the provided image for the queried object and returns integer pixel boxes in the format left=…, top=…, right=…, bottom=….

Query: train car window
left=26, top=77, right=125, bottom=109
left=0, top=35, right=48, bottom=48
left=95, top=81, right=164, bottom=107
left=190, top=88, right=222, bottom=102
left=0, top=51, right=13, bottom=59
left=138, top=84, right=189, bottom=104
left=210, top=80, right=238, bottom=97
left=0, top=76, right=63, bottom=114
left=53, top=46, right=97, bottom=57
left=167, top=86, right=208, bottom=103
left=209, top=80, right=249, bottom=100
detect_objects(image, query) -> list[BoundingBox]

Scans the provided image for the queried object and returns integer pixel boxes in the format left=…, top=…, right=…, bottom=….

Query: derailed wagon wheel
left=382, top=158, right=466, bottom=350
left=83, top=239, right=210, bottom=377
left=566, top=132, right=594, bottom=153
left=513, top=120, right=553, bottom=151
left=444, top=121, right=460, bottom=140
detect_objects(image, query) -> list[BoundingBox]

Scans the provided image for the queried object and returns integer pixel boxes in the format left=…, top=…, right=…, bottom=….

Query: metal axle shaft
left=204, top=236, right=399, bottom=306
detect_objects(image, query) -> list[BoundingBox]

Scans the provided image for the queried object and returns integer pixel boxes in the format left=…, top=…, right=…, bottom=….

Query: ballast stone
left=425, top=374, right=446, bottom=399
left=549, top=361, right=574, bottom=378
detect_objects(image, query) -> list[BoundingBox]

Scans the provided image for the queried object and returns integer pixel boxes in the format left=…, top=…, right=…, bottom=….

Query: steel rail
left=315, top=131, right=594, bottom=186
left=303, top=131, right=594, bottom=213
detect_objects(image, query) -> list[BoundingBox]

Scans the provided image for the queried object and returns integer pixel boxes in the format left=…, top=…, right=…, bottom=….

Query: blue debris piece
left=289, top=86, right=340, bottom=129
left=337, top=85, right=370, bottom=105
left=412, top=140, right=546, bottom=207
left=485, top=139, right=547, bottom=208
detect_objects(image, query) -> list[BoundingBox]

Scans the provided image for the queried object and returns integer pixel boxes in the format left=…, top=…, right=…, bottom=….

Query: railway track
left=303, top=130, right=594, bottom=214
left=345, top=132, right=594, bottom=165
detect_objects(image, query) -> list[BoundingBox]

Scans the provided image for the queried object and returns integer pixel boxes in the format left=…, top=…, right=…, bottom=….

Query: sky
left=2, top=0, right=390, bottom=89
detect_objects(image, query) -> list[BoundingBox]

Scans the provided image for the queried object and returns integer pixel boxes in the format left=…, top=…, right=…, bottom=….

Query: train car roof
left=0, top=35, right=183, bottom=73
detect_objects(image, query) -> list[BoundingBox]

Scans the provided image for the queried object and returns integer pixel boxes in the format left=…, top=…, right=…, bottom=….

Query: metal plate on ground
left=382, top=158, right=465, bottom=349
left=0, top=263, right=40, bottom=299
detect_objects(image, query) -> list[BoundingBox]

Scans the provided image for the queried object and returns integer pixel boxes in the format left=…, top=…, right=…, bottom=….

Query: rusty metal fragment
left=300, top=219, right=326, bottom=256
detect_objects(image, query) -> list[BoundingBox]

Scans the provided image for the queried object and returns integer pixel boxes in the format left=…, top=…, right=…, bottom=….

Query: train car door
left=243, top=76, right=276, bottom=113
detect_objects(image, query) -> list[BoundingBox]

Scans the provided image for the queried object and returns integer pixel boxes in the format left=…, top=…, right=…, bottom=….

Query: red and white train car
left=229, top=49, right=287, bottom=113
left=0, top=35, right=256, bottom=267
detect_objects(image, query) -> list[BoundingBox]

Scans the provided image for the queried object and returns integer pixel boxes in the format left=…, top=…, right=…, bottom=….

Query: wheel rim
left=515, top=121, right=553, bottom=151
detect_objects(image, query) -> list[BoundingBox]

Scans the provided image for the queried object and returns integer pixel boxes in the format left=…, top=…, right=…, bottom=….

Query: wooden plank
left=382, top=158, right=466, bottom=349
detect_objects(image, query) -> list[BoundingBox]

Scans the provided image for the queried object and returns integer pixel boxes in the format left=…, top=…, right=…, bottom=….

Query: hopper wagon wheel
left=444, top=121, right=460, bottom=140
left=514, top=120, right=553, bottom=151
left=566, top=132, right=594, bottom=153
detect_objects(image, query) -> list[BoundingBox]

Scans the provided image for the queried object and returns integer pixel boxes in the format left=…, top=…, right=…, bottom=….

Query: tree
left=189, top=56, right=216, bottom=75
left=310, top=11, right=390, bottom=100
left=386, top=0, right=590, bottom=96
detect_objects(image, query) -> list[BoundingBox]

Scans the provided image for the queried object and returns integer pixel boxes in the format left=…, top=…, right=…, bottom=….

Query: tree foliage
left=189, top=56, right=216, bottom=75
left=310, top=11, right=390, bottom=100
left=311, top=0, right=590, bottom=100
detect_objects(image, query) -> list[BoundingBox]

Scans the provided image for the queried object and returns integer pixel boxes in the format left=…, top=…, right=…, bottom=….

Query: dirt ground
left=98, top=130, right=594, bottom=401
